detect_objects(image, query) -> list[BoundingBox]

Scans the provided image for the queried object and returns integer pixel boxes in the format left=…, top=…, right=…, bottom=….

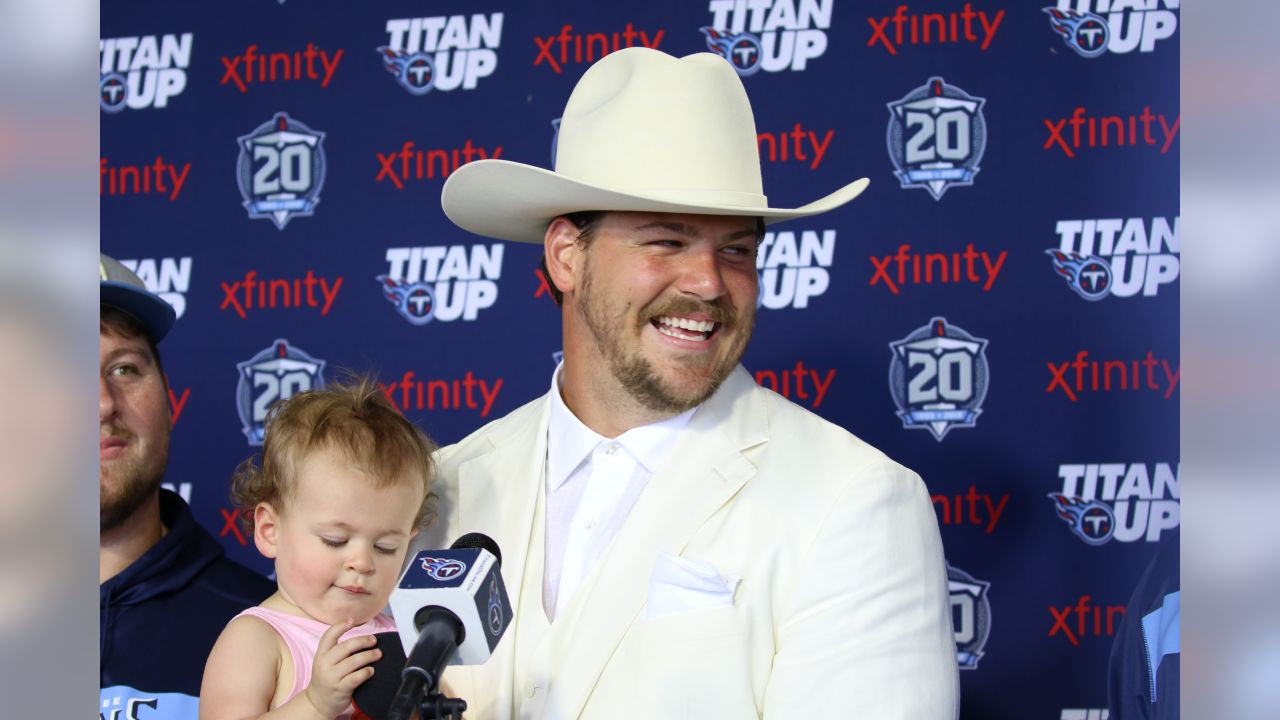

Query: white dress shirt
left=543, top=363, right=694, bottom=620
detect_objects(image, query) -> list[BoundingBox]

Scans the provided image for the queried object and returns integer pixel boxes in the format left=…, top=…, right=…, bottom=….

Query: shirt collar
left=546, top=362, right=696, bottom=492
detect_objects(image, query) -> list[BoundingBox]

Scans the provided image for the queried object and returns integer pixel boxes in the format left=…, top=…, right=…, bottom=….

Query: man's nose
left=677, top=246, right=727, bottom=300
left=99, top=375, right=116, bottom=423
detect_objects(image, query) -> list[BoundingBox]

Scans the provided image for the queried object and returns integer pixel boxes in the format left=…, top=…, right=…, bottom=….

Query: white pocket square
left=646, top=552, right=740, bottom=620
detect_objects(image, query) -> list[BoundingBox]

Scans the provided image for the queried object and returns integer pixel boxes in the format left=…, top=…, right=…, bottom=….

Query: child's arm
left=200, top=617, right=380, bottom=720
left=199, top=615, right=284, bottom=720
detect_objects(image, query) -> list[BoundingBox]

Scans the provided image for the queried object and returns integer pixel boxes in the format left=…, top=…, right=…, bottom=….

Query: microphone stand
left=388, top=607, right=470, bottom=720
left=417, top=693, right=467, bottom=720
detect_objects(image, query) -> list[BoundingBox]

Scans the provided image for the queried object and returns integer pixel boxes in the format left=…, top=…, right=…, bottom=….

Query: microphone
left=350, top=633, right=406, bottom=720
left=385, top=533, right=512, bottom=720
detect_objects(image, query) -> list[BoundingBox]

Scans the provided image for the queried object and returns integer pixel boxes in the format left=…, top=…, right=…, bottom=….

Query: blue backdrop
left=102, top=2, right=1179, bottom=717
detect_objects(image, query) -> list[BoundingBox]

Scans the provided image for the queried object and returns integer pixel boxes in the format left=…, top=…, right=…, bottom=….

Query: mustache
left=100, top=426, right=135, bottom=442
left=644, top=298, right=739, bottom=327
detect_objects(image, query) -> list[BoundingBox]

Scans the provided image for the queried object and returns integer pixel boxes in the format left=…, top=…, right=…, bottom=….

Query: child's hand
left=303, top=619, right=381, bottom=719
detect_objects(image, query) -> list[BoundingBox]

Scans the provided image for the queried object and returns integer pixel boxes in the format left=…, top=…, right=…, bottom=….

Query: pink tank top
left=235, top=607, right=397, bottom=719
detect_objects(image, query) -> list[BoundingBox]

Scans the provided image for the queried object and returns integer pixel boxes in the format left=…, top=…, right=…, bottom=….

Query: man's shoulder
left=436, top=392, right=548, bottom=470
left=735, top=380, right=928, bottom=512
left=749, top=379, right=901, bottom=470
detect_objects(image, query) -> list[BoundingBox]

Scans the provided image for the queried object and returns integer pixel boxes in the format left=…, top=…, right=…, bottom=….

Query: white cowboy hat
left=440, top=47, right=869, bottom=244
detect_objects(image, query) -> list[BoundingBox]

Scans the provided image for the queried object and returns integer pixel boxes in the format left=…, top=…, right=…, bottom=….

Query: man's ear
left=253, top=502, right=281, bottom=559
left=544, top=217, right=583, bottom=298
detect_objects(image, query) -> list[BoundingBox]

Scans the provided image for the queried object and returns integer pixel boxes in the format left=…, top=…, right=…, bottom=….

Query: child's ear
left=253, top=502, right=281, bottom=559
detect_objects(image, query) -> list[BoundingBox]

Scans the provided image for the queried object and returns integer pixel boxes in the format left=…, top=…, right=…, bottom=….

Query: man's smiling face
left=567, top=211, right=760, bottom=415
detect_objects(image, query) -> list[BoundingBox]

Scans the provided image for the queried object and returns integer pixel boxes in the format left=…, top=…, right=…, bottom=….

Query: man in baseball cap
left=99, top=254, right=271, bottom=716
left=417, top=49, right=957, bottom=718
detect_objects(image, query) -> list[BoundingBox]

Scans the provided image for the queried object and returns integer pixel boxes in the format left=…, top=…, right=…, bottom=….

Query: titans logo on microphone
left=420, top=556, right=467, bottom=581
left=1048, top=493, right=1116, bottom=545
left=236, top=112, right=327, bottom=230
left=235, top=339, right=326, bottom=445
left=487, top=574, right=504, bottom=637
left=889, top=317, right=989, bottom=441
left=887, top=77, right=987, bottom=201
left=948, top=563, right=991, bottom=670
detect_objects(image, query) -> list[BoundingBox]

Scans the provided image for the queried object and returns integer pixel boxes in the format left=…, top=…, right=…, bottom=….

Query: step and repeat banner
left=102, top=1, right=1178, bottom=717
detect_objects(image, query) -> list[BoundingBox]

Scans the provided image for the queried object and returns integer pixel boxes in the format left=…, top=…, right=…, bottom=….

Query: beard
left=100, top=428, right=168, bottom=533
left=576, top=256, right=755, bottom=415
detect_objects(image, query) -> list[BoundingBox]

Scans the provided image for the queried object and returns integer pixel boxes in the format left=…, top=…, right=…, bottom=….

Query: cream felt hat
left=440, top=47, right=869, bottom=244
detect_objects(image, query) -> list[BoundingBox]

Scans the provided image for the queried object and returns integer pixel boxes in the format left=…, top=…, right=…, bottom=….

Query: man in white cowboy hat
left=419, top=48, right=957, bottom=718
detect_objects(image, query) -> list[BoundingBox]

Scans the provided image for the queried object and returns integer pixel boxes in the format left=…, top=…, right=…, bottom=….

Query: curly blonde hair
left=230, top=375, right=437, bottom=534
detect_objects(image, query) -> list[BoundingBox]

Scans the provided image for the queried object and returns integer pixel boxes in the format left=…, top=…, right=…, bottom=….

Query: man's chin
left=628, top=367, right=730, bottom=415
left=99, top=476, right=163, bottom=534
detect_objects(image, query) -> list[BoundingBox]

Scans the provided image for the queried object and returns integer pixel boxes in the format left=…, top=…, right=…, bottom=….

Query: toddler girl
left=200, top=378, right=436, bottom=719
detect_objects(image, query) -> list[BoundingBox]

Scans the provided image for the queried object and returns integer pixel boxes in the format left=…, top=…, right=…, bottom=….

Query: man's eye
left=321, top=537, right=347, bottom=548
left=111, top=364, right=137, bottom=376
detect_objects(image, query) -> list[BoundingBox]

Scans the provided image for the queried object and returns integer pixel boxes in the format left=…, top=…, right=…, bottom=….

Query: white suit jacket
left=414, top=366, right=958, bottom=719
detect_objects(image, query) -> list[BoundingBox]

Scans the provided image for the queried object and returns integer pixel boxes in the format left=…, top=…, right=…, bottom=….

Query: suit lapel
left=456, top=397, right=550, bottom=594
left=546, top=367, right=768, bottom=718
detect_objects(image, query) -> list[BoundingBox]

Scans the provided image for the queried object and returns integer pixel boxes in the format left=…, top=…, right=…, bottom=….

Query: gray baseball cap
left=99, top=254, right=176, bottom=341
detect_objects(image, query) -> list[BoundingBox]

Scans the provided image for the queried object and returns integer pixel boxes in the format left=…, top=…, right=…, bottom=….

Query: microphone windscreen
left=351, top=632, right=407, bottom=720
left=451, top=532, right=502, bottom=567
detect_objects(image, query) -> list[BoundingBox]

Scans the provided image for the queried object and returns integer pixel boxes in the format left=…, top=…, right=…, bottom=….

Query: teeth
left=654, top=315, right=716, bottom=342
left=657, top=324, right=707, bottom=341
left=657, top=316, right=715, bottom=333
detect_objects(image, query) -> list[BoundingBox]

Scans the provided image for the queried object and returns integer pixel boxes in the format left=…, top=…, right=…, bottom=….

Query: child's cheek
left=282, top=552, right=332, bottom=597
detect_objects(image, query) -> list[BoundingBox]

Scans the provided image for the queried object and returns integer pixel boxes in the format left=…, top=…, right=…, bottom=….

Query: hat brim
left=101, top=281, right=176, bottom=342
left=442, top=159, right=870, bottom=244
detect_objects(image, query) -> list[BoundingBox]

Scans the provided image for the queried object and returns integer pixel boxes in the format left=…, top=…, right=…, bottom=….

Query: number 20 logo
left=903, top=109, right=973, bottom=165
left=887, top=78, right=986, bottom=201
left=235, top=339, right=326, bottom=445
left=237, top=112, right=327, bottom=230
left=888, top=317, right=989, bottom=441
left=253, top=143, right=313, bottom=195
left=906, top=349, right=974, bottom=404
